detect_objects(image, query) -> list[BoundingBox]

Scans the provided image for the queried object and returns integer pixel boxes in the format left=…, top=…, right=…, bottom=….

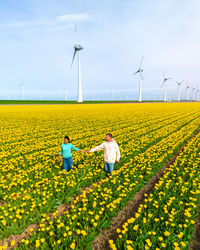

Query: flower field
left=109, top=131, right=200, bottom=250
left=0, top=103, right=200, bottom=249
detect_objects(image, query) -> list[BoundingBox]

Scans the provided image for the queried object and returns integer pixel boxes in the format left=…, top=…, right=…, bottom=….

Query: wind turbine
left=20, top=83, right=25, bottom=100
left=133, top=56, right=144, bottom=102
left=71, top=24, right=83, bottom=103
left=175, top=80, right=184, bottom=101
left=185, top=83, right=190, bottom=101
left=161, top=71, right=171, bottom=102
left=196, top=89, right=200, bottom=101
left=192, top=87, right=195, bottom=101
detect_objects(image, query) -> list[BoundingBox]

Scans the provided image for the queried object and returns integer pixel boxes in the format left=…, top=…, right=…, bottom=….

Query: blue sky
left=0, top=0, right=200, bottom=100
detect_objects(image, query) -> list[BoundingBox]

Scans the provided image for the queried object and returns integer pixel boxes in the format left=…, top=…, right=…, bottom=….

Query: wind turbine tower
left=161, top=72, right=172, bottom=102
left=185, top=83, right=190, bottom=101
left=71, top=25, right=83, bottom=103
left=133, top=56, right=144, bottom=102
left=192, top=87, right=195, bottom=101
left=175, top=80, right=184, bottom=102
left=196, top=89, right=200, bottom=101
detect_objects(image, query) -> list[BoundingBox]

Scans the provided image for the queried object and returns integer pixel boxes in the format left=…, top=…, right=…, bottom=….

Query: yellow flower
left=70, top=242, right=76, bottom=249
left=127, top=245, right=134, bottom=250
left=11, top=241, right=15, bottom=247
left=127, top=218, right=135, bottom=224
left=126, top=240, right=133, bottom=244
left=164, top=231, right=170, bottom=236
left=41, top=238, right=45, bottom=243
left=81, top=230, right=87, bottom=236
left=1, top=220, right=6, bottom=226
left=178, top=232, right=183, bottom=238
left=25, top=240, right=29, bottom=245
left=35, top=240, right=40, bottom=248
left=180, top=242, right=186, bottom=247
left=145, top=239, right=152, bottom=247
left=0, top=246, right=7, bottom=250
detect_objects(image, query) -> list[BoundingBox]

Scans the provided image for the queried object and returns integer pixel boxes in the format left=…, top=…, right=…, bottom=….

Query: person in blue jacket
left=58, top=135, right=84, bottom=172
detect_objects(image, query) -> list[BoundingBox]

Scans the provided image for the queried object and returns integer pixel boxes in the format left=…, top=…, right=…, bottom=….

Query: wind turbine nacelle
left=74, top=44, right=83, bottom=51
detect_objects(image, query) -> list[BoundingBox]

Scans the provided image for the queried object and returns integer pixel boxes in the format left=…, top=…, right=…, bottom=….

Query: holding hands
left=79, top=149, right=86, bottom=153
left=79, top=149, right=91, bottom=154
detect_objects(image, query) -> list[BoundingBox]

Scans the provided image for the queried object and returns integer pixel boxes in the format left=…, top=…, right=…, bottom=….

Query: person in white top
left=88, top=133, right=120, bottom=176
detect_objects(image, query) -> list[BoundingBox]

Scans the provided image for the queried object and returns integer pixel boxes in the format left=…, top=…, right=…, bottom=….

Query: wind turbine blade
left=133, top=70, right=139, bottom=75
left=71, top=49, right=77, bottom=68
left=139, top=55, right=144, bottom=68
left=161, top=80, right=165, bottom=87
left=162, top=71, right=165, bottom=79
left=180, top=80, right=184, bottom=84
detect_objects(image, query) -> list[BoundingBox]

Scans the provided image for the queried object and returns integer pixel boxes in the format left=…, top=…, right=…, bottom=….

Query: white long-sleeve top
left=90, top=140, right=120, bottom=163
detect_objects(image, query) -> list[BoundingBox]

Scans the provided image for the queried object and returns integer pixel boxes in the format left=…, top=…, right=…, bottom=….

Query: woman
left=58, top=135, right=84, bottom=172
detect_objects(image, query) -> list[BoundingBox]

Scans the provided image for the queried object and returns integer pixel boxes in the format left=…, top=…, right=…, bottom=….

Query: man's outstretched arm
left=88, top=143, right=104, bottom=153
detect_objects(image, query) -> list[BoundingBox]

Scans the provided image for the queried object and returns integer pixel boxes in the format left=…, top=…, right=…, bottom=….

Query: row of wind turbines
left=71, top=25, right=200, bottom=103
left=133, top=56, right=200, bottom=102
left=12, top=26, right=199, bottom=103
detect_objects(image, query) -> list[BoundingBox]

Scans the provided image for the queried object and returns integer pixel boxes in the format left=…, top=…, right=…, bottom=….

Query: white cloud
left=57, top=13, right=88, bottom=22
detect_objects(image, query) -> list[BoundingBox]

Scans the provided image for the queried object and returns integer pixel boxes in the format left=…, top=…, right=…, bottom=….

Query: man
left=88, top=133, right=120, bottom=176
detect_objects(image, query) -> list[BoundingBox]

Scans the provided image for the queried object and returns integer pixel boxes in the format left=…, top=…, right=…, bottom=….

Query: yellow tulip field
left=0, top=103, right=200, bottom=249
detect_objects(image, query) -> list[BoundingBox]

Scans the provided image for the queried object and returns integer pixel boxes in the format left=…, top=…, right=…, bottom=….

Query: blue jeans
left=63, top=156, right=73, bottom=172
left=105, top=162, right=115, bottom=176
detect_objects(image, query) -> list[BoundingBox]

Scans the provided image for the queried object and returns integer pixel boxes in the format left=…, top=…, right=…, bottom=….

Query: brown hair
left=106, top=133, right=113, bottom=138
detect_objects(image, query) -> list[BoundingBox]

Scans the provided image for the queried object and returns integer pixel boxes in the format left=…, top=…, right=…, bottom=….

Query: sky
left=0, top=0, right=200, bottom=100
